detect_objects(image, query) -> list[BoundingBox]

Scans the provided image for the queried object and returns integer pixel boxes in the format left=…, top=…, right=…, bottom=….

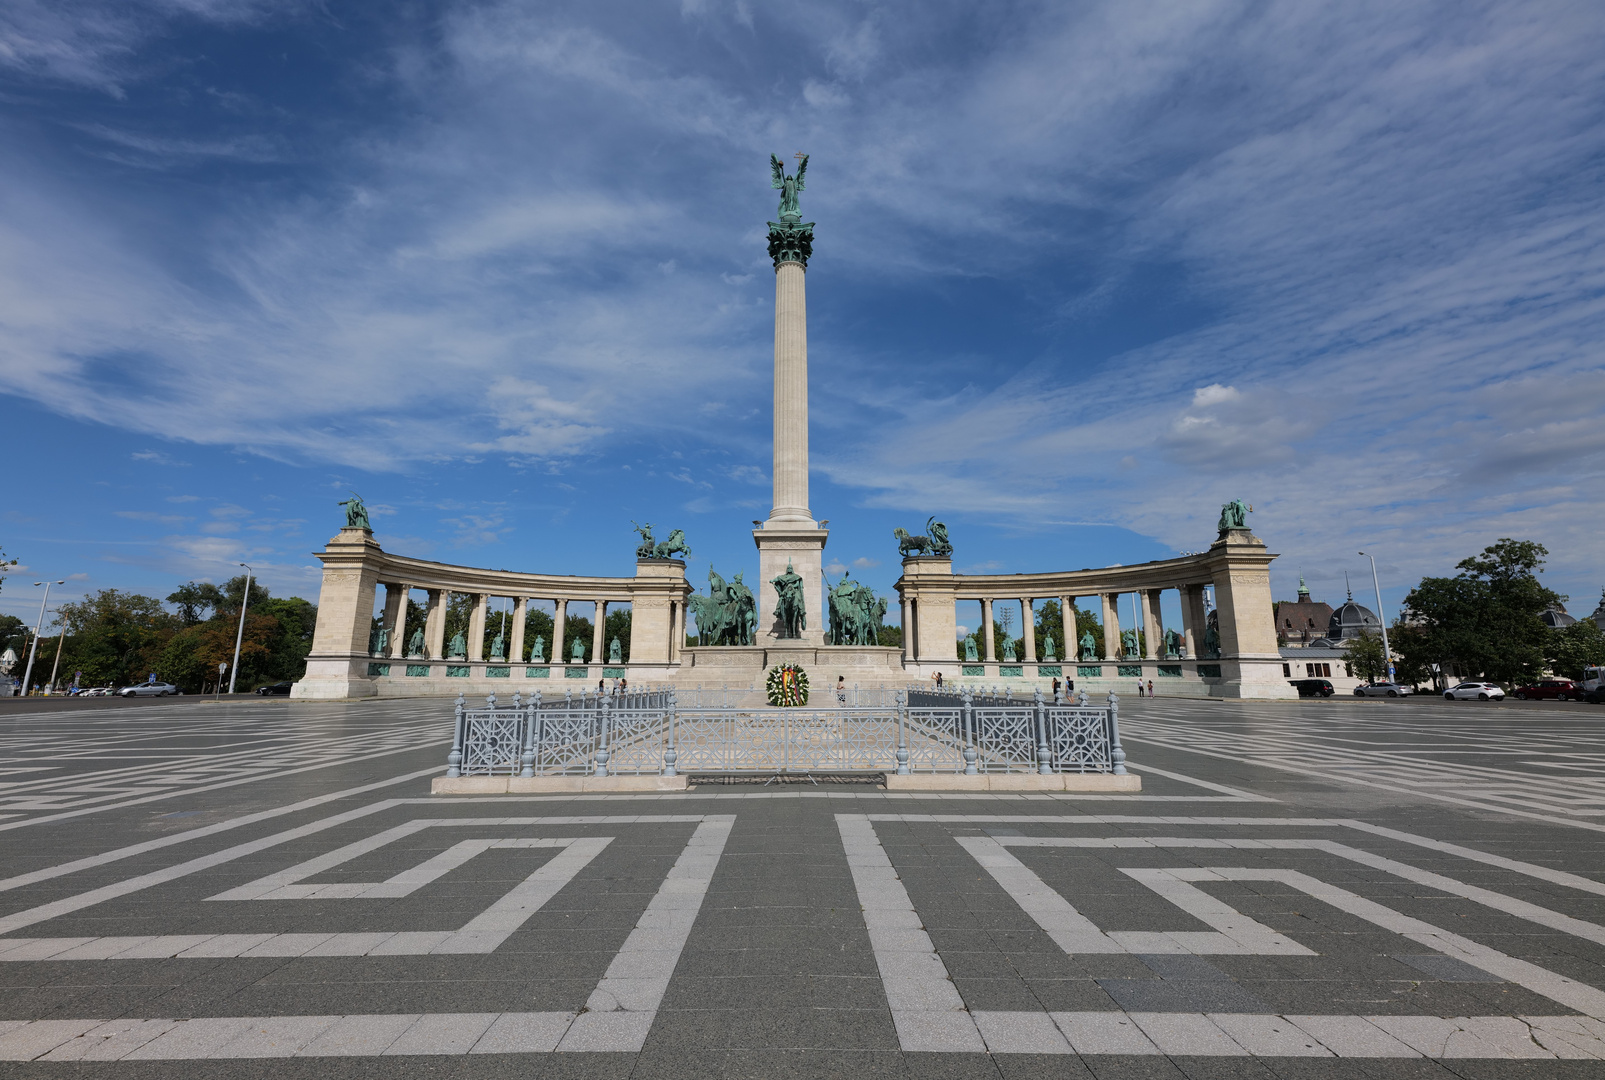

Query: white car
left=1354, top=682, right=1414, bottom=697
left=76, top=687, right=111, bottom=697
left=1444, top=681, right=1504, bottom=701
left=119, top=682, right=179, bottom=697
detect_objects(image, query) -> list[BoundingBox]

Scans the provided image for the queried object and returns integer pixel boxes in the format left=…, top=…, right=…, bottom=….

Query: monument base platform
left=432, top=775, right=690, bottom=794
left=885, top=772, right=1141, bottom=792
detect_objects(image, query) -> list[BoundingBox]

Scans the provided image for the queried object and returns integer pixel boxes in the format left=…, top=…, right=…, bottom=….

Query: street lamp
left=1358, top=551, right=1394, bottom=682
left=228, top=563, right=253, bottom=695
left=19, top=580, right=65, bottom=697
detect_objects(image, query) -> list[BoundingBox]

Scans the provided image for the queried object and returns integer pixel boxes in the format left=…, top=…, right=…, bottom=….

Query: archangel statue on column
left=771, top=153, right=808, bottom=221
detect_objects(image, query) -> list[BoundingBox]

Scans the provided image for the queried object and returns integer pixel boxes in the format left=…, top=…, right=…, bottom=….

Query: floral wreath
left=765, top=663, right=809, bottom=707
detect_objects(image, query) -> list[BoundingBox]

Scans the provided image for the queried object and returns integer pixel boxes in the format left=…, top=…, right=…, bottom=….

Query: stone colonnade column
left=1022, top=599, right=1037, bottom=662
left=592, top=601, right=607, bottom=665
left=1183, top=585, right=1208, bottom=658
left=901, top=597, right=914, bottom=663
left=425, top=589, right=446, bottom=660
left=468, top=594, right=488, bottom=662
left=1140, top=590, right=1161, bottom=660
left=510, top=598, right=527, bottom=664
left=385, top=585, right=408, bottom=659
left=982, top=599, right=996, bottom=663
left=553, top=600, right=568, bottom=667
left=1101, top=593, right=1120, bottom=660
left=1058, top=596, right=1071, bottom=660
left=671, top=601, right=684, bottom=661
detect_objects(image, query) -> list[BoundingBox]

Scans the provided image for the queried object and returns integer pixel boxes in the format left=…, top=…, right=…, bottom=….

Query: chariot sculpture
left=632, top=522, right=692, bottom=560
left=894, top=517, right=953, bottom=558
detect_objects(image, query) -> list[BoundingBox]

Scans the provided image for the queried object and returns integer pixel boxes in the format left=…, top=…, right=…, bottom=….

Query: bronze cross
left=795, top=151, right=805, bottom=164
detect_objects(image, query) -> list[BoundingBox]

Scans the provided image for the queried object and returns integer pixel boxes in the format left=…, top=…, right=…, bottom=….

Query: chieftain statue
left=1217, top=499, right=1251, bottom=533
left=826, top=574, right=887, bottom=646
left=338, top=491, right=371, bottom=531
left=771, top=560, right=807, bottom=639
left=687, top=566, right=757, bottom=646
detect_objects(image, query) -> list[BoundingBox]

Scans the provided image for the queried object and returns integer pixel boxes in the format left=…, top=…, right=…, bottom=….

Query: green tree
left=877, top=625, right=903, bottom=648
left=1547, top=620, right=1605, bottom=681
left=1343, top=630, right=1389, bottom=684
left=52, top=590, right=177, bottom=688
left=1402, top=538, right=1561, bottom=687
left=167, top=581, right=225, bottom=626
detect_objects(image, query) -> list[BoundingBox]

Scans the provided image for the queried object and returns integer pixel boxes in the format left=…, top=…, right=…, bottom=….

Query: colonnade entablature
left=894, top=528, right=1286, bottom=699
left=293, top=527, right=693, bottom=700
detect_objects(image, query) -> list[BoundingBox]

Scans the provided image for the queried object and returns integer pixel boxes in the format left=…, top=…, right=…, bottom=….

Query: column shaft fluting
left=592, top=601, right=607, bottom=666
left=770, top=261, right=811, bottom=522
left=982, top=599, right=996, bottom=663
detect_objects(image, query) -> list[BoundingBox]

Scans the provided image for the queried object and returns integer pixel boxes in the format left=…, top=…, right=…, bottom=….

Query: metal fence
left=444, top=687, right=1127, bottom=778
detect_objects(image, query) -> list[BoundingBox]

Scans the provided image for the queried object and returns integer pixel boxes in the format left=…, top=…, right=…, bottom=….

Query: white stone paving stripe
left=837, top=813, right=984, bottom=1052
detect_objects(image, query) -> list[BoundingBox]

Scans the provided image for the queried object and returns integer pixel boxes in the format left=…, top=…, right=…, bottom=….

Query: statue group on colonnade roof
left=632, top=522, right=692, bottom=561
left=893, top=517, right=953, bottom=558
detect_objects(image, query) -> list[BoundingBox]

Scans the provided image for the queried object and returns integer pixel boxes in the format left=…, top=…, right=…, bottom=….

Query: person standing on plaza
left=1147, top=679, right=1154, bottom=697
left=1136, top=680, right=1144, bottom=697
left=1052, top=676, right=1061, bottom=701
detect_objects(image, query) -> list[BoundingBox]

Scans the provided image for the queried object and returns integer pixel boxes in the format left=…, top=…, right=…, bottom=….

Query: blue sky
left=3, top=0, right=1604, bottom=632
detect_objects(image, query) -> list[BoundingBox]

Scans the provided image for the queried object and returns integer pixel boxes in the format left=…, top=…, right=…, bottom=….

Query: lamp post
left=20, top=580, right=65, bottom=697
left=228, top=564, right=253, bottom=695
left=1358, top=551, right=1394, bottom=682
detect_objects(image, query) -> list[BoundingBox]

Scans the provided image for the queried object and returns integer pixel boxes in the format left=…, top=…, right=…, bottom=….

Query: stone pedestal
left=753, top=524, right=828, bottom=647
left=629, top=558, right=689, bottom=665
left=292, top=527, right=382, bottom=700
left=895, top=556, right=957, bottom=674
left=1206, top=529, right=1289, bottom=699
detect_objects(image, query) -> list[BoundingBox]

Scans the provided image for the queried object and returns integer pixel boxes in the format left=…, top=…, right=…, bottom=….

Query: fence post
left=663, top=689, right=678, bottom=777
left=446, top=693, right=466, bottom=777
left=1106, top=691, right=1127, bottom=775
left=896, top=689, right=910, bottom=775
left=595, top=693, right=612, bottom=777
left=1034, top=687, right=1051, bottom=775
left=962, top=688, right=978, bottom=775
left=517, top=692, right=536, bottom=778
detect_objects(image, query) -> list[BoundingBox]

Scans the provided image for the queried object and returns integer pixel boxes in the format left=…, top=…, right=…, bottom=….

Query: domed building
left=1323, top=590, right=1381, bottom=643
left=1540, top=602, right=1577, bottom=630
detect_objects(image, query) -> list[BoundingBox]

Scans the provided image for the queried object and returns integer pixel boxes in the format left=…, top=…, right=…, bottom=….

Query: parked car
left=1289, top=678, right=1335, bottom=698
left=76, top=687, right=111, bottom=697
left=1444, top=681, right=1505, bottom=701
left=1585, top=685, right=1605, bottom=705
left=119, top=682, right=179, bottom=697
left=1354, top=682, right=1413, bottom=697
left=255, top=681, right=294, bottom=696
left=1513, top=679, right=1579, bottom=701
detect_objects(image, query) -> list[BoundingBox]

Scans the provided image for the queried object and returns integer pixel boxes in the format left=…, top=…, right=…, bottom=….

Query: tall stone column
left=901, top=597, right=914, bottom=663
left=1058, top=597, right=1071, bottom=660
left=1022, top=599, right=1037, bottom=663
left=982, top=599, right=996, bottom=663
left=510, top=598, right=527, bottom=665
left=552, top=599, right=567, bottom=667
left=1101, top=593, right=1120, bottom=660
left=754, top=157, right=828, bottom=646
left=468, top=594, right=488, bottom=662
left=1140, top=590, right=1161, bottom=660
left=592, top=601, right=607, bottom=666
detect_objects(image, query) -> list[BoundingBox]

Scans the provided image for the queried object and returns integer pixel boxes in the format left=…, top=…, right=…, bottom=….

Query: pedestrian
left=935, top=672, right=944, bottom=688
left=598, top=679, right=605, bottom=694
left=1147, top=679, right=1154, bottom=697
left=1052, top=677, right=1061, bottom=701
left=836, top=676, right=847, bottom=705
left=1136, top=680, right=1144, bottom=698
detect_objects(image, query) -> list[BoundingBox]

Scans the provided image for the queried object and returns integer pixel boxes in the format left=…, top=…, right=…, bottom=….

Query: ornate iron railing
left=444, top=687, right=1127, bottom=778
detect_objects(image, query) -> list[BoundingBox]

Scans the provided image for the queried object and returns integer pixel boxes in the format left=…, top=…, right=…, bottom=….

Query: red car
left=1513, top=679, right=1579, bottom=701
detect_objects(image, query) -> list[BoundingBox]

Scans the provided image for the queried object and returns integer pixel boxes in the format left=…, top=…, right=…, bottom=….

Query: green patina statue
left=1080, top=630, right=1098, bottom=660
left=826, top=573, right=887, bottom=646
left=771, top=559, right=806, bottom=639
left=571, top=637, right=586, bottom=663
left=1042, top=633, right=1056, bottom=662
left=964, top=636, right=978, bottom=662
left=632, top=521, right=656, bottom=558
left=1217, top=499, right=1251, bottom=532
left=1204, top=611, right=1222, bottom=659
left=1120, top=628, right=1138, bottom=659
left=490, top=632, right=505, bottom=661
left=447, top=631, right=467, bottom=660
left=338, top=491, right=371, bottom=531
left=688, top=566, right=757, bottom=646
left=768, top=154, right=814, bottom=269
left=634, top=522, right=692, bottom=560
left=369, top=625, right=389, bottom=655
left=1002, top=636, right=1017, bottom=663
left=408, top=628, right=426, bottom=658
left=894, top=517, right=952, bottom=558
left=609, top=637, right=622, bottom=664
left=1164, top=628, right=1183, bottom=659
left=530, top=635, right=545, bottom=663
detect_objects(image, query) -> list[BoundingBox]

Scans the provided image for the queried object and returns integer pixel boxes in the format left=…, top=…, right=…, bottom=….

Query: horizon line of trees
left=1, top=575, right=316, bottom=693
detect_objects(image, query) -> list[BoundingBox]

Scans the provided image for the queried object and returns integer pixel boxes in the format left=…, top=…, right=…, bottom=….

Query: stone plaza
left=0, top=692, right=1603, bottom=1074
